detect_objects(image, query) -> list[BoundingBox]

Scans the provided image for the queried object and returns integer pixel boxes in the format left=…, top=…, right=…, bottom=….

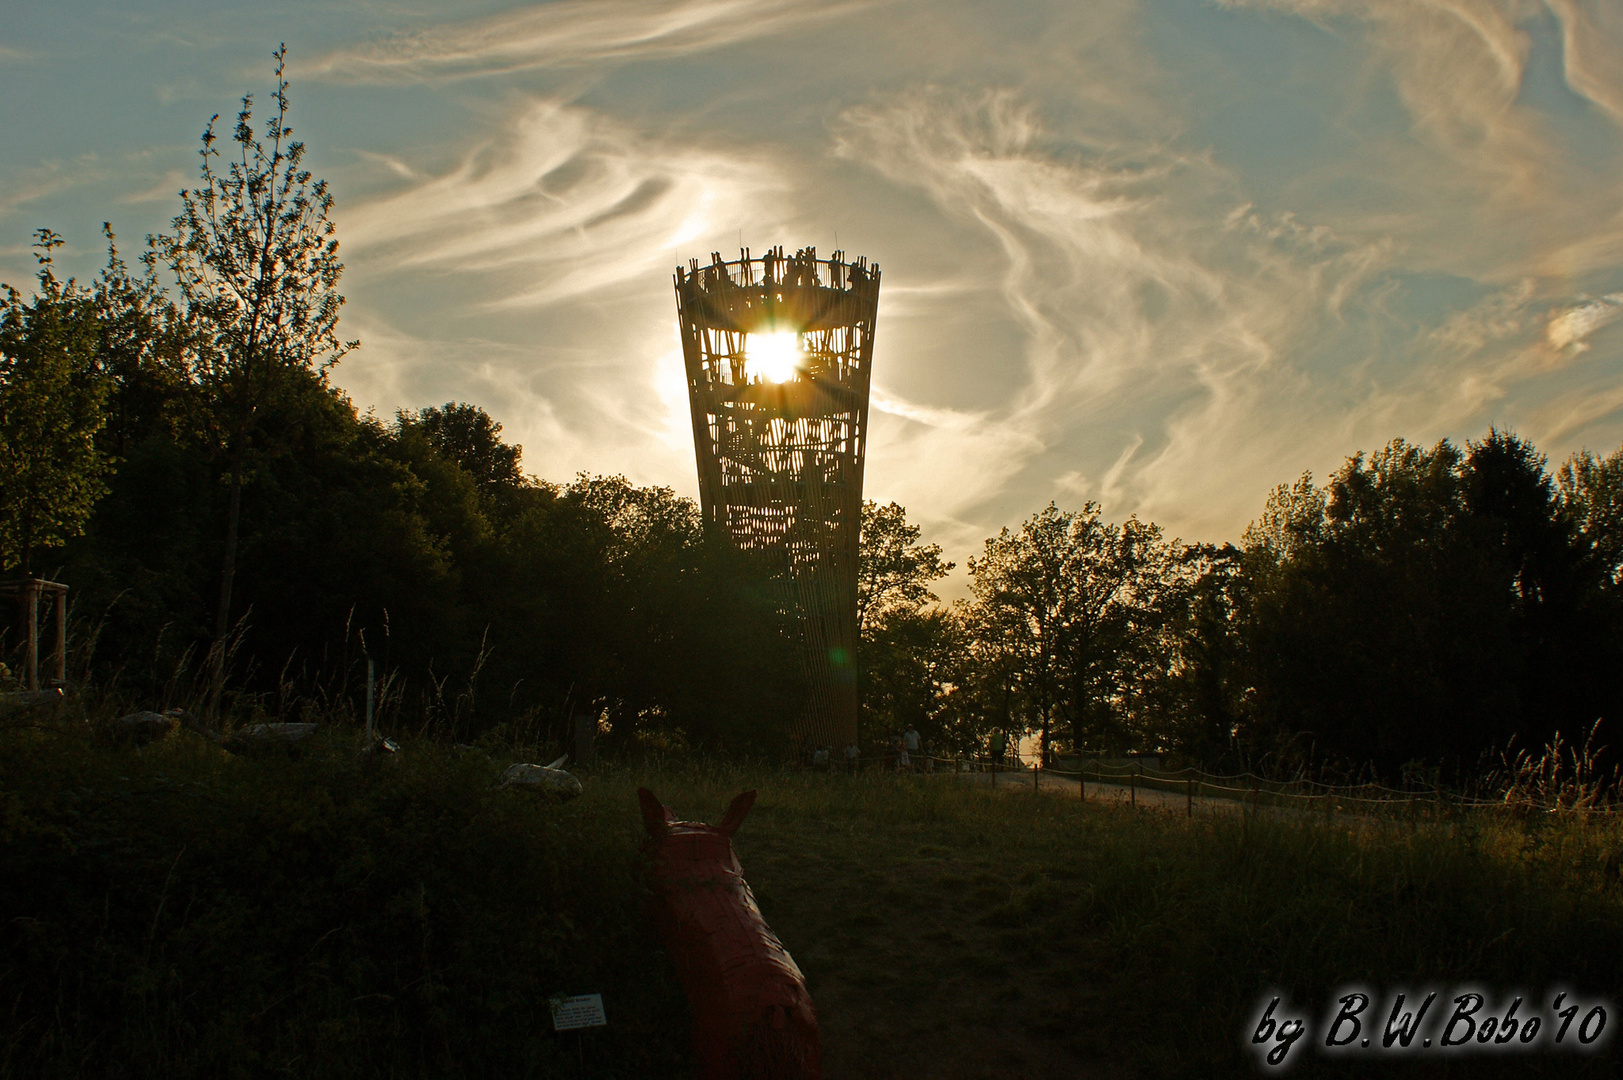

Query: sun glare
left=748, top=331, right=802, bottom=383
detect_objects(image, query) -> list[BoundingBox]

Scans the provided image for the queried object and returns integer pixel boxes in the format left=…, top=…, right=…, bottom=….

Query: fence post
left=365, top=656, right=376, bottom=740
left=1131, top=764, right=1137, bottom=808
left=53, top=588, right=66, bottom=684
left=1079, top=761, right=1085, bottom=801
left=1251, top=777, right=1260, bottom=817
left=1187, top=775, right=1193, bottom=818
left=1033, top=761, right=1039, bottom=794
left=24, top=583, right=39, bottom=692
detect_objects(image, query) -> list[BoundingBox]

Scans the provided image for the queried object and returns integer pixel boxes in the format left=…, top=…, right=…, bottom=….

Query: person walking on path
left=844, top=741, right=861, bottom=774
left=903, top=726, right=921, bottom=773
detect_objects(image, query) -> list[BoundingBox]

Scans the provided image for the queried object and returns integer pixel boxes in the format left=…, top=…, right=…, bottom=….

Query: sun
left=747, top=331, right=803, bottom=383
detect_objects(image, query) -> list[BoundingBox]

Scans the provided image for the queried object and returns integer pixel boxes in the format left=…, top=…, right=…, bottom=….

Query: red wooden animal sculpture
left=638, top=788, right=821, bottom=1080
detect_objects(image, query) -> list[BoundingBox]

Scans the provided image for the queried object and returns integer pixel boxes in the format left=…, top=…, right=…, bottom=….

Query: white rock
left=501, top=760, right=583, bottom=800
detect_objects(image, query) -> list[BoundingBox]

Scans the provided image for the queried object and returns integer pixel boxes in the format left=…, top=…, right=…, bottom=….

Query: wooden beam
left=674, top=247, right=880, bottom=748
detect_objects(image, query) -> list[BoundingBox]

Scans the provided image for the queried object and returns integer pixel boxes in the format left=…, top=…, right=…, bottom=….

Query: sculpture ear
left=718, top=790, right=757, bottom=837
left=638, top=788, right=672, bottom=838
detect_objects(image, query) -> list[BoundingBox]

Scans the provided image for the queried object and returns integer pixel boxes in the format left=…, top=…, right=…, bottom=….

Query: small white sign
left=550, top=993, right=607, bottom=1031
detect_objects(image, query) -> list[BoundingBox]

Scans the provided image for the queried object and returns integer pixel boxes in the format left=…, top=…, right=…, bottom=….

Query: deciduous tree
left=0, top=232, right=112, bottom=576
left=150, top=45, right=355, bottom=710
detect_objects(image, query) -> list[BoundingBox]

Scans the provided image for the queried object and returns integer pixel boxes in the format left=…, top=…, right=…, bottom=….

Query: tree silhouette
left=150, top=45, right=355, bottom=713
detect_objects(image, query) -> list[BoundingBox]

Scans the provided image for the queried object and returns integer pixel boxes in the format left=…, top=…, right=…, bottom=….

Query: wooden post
left=365, top=656, right=376, bottom=739
left=1130, top=764, right=1137, bottom=808
left=1079, top=761, right=1085, bottom=801
left=53, top=588, right=66, bottom=684
left=1251, top=778, right=1260, bottom=817
left=1033, top=761, right=1038, bottom=794
left=1187, top=775, right=1193, bottom=818
left=24, top=582, right=38, bottom=692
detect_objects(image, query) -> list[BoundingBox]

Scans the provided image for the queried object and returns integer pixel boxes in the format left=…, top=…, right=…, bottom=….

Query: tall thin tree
left=151, top=45, right=355, bottom=715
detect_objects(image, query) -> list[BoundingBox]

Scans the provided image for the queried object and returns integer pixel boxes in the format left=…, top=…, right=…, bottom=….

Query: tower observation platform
left=673, top=246, right=880, bottom=748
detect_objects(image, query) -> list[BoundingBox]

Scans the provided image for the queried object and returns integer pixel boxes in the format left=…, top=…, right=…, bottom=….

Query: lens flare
left=748, top=331, right=802, bottom=383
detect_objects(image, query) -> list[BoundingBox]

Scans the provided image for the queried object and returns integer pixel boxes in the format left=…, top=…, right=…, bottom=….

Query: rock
left=357, top=735, right=400, bottom=762
left=501, top=756, right=582, bottom=801
left=105, top=710, right=179, bottom=745
left=224, top=722, right=318, bottom=756
left=0, top=688, right=64, bottom=711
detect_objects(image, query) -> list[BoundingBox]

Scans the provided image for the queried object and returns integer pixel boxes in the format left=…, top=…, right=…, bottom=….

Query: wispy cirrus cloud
left=302, top=0, right=875, bottom=82
left=834, top=85, right=1412, bottom=538
left=334, top=96, right=792, bottom=489
left=1545, top=0, right=1623, bottom=124
left=1217, top=1, right=1620, bottom=259
left=866, top=388, right=1044, bottom=557
left=341, top=97, right=786, bottom=308
left=830, top=68, right=1623, bottom=545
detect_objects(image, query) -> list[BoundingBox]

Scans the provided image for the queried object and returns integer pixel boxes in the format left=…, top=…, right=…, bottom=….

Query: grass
left=3, top=716, right=1621, bottom=1078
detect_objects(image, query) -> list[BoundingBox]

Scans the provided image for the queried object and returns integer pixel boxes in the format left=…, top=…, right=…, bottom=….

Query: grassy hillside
left=3, top=718, right=1620, bottom=1078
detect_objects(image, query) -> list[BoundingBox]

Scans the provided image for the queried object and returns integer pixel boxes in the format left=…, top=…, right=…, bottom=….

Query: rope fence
left=799, top=751, right=1619, bottom=818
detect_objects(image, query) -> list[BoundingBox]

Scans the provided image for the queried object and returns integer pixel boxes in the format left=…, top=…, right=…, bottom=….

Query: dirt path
left=954, top=765, right=1244, bottom=814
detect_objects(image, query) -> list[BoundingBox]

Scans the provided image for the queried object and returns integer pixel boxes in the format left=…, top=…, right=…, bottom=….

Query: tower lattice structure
left=673, top=246, right=880, bottom=749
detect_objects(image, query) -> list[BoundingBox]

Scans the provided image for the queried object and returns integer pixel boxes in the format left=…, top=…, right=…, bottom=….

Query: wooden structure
left=0, top=578, right=68, bottom=691
left=674, top=247, right=880, bottom=748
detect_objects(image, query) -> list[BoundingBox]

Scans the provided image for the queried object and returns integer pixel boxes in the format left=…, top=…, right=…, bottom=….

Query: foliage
left=859, top=606, right=966, bottom=748
left=1237, top=434, right=1623, bottom=776
left=1559, top=445, right=1623, bottom=589
left=855, top=500, right=955, bottom=747
left=401, top=401, right=526, bottom=496
left=148, top=45, right=356, bottom=699
left=967, top=503, right=1174, bottom=760
left=0, top=232, right=113, bottom=576
left=855, top=500, right=953, bottom=636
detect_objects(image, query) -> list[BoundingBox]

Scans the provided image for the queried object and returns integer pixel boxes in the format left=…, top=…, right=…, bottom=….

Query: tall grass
left=0, top=722, right=688, bottom=1079
left=3, top=717, right=1620, bottom=1078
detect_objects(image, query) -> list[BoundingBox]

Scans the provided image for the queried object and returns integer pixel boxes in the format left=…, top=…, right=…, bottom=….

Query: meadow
left=2, top=716, right=1620, bottom=1078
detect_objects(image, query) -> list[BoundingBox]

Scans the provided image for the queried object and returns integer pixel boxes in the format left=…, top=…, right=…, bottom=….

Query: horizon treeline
left=5, top=216, right=1620, bottom=778
left=860, top=431, right=1623, bottom=782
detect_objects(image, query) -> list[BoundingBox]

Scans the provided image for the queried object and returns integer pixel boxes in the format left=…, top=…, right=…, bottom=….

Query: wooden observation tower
left=674, top=246, right=880, bottom=748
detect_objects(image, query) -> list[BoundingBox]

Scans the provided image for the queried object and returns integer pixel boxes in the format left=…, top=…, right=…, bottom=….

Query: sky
left=4, top=0, right=1623, bottom=589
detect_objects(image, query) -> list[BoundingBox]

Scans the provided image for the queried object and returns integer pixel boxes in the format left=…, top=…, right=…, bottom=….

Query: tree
left=1156, top=543, right=1254, bottom=765
left=967, top=503, right=1174, bottom=762
left=855, top=500, right=955, bottom=746
left=90, top=224, right=195, bottom=458
left=0, top=231, right=112, bottom=576
left=856, top=500, right=953, bottom=637
left=860, top=605, right=966, bottom=746
left=403, top=403, right=525, bottom=496
left=968, top=506, right=1073, bottom=761
left=1053, top=513, right=1173, bottom=757
left=1558, top=446, right=1623, bottom=590
left=150, top=45, right=355, bottom=711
